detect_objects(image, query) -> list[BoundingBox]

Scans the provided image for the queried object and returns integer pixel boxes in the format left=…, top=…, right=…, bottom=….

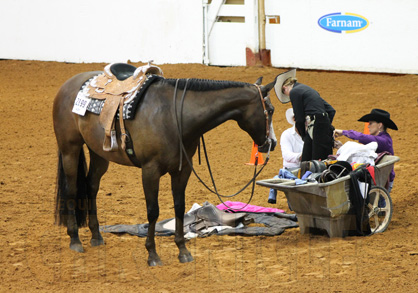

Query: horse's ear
left=262, top=80, right=275, bottom=94
left=255, top=77, right=263, bottom=85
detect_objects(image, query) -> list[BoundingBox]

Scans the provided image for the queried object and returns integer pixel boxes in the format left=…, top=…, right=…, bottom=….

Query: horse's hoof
left=70, top=242, right=84, bottom=253
left=178, top=253, right=194, bottom=263
left=90, top=238, right=105, bottom=247
left=147, top=258, right=163, bottom=267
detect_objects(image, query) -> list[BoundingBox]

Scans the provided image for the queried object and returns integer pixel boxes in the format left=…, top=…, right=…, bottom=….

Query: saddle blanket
left=75, top=73, right=161, bottom=119
left=100, top=202, right=298, bottom=239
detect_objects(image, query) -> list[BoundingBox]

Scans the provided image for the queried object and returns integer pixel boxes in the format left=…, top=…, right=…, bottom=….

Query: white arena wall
left=264, top=0, right=418, bottom=74
left=0, top=0, right=417, bottom=74
left=0, top=0, right=204, bottom=64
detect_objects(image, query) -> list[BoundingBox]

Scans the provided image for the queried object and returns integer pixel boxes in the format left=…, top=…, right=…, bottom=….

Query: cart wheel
left=366, top=186, right=392, bottom=233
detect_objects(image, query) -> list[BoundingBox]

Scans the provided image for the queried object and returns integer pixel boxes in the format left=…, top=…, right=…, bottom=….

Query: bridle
left=254, top=84, right=273, bottom=154
left=172, top=80, right=273, bottom=210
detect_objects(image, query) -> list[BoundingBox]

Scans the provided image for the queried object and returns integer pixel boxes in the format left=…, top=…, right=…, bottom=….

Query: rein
left=172, top=80, right=273, bottom=210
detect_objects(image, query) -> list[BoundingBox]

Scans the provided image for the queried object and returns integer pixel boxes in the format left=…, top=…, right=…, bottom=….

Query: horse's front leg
left=170, top=167, right=193, bottom=263
left=142, top=167, right=163, bottom=266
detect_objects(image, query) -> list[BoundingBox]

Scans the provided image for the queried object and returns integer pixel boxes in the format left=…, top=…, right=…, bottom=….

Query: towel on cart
left=337, top=141, right=378, bottom=165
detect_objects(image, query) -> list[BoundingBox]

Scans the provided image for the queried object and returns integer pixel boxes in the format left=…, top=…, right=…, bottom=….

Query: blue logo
left=318, top=13, right=369, bottom=33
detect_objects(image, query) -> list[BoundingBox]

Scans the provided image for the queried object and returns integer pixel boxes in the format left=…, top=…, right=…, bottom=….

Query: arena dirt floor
left=1, top=60, right=417, bottom=292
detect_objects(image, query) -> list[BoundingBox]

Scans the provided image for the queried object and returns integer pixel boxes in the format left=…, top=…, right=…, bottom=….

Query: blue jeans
left=388, top=181, right=393, bottom=193
left=268, top=175, right=279, bottom=201
left=378, top=181, right=393, bottom=208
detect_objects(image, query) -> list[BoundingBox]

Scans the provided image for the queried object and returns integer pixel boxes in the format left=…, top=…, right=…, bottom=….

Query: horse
left=53, top=68, right=277, bottom=266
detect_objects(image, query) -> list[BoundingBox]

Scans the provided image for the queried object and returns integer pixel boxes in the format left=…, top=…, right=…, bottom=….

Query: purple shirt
left=342, top=130, right=395, bottom=181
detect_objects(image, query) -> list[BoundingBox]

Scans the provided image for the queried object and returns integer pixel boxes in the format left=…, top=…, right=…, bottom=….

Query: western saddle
left=86, top=62, right=163, bottom=152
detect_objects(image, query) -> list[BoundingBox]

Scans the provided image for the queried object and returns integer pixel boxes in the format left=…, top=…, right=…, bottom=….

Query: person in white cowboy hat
left=268, top=108, right=304, bottom=204
left=281, top=108, right=304, bottom=169
left=334, top=108, right=398, bottom=193
left=275, top=69, right=336, bottom=161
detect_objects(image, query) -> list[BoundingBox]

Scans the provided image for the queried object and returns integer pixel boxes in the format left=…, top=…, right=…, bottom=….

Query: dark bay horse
left=53, top=70, right=277, bottom=266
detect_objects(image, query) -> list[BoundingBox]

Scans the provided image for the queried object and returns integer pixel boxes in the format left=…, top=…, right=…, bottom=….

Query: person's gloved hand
left=301, top=171, right=312, bottom=180
left=279, top=169, right=298, bottom=180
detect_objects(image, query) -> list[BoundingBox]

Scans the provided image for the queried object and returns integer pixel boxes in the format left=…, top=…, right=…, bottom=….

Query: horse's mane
left=161, top=77, right=251, bottom=91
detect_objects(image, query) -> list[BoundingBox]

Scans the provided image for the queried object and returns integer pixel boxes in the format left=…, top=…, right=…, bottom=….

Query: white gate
left=203, top=0, right=259, bottom=66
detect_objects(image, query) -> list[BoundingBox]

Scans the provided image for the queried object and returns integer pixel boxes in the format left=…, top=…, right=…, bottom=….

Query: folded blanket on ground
left=100, top=202, right=298, bottom=239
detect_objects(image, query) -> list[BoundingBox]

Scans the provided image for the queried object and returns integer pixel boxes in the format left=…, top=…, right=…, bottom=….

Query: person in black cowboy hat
left=334, top=108, right=398, bottom=192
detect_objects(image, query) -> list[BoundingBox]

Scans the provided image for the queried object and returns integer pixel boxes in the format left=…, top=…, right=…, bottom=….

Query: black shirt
left=290, top=82, right=336, bottom=137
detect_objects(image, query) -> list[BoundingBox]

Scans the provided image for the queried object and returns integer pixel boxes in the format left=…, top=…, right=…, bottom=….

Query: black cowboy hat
left=358, top=109, right=398, bottom=130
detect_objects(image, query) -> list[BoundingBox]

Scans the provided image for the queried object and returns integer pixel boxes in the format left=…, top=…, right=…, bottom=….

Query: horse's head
left=238, top=77, right=277, bottom=153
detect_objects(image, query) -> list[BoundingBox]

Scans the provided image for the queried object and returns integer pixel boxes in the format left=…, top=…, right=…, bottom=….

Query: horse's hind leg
left=170, top=167, right=193, bottom=263
left=86, top=149, right=109, bottom=247
left=60, top=146, right=85, bottom=253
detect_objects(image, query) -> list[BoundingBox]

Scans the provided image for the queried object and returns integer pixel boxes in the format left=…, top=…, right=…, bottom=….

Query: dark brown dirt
left=1, top=60, right=417, bottom=292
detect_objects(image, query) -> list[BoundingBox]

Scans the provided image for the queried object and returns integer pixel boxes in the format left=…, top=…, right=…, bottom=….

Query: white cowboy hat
left=285, top=108, right=295, bottom=125
left=274, top=69, right=297, bottom=104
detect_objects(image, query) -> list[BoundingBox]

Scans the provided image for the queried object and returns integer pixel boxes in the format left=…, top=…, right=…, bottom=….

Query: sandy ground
left=0, top=60, right=417, bottom=292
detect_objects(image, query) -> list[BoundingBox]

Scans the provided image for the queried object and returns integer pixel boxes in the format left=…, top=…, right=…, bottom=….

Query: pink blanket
left=216, top=201, right=285, bottom=214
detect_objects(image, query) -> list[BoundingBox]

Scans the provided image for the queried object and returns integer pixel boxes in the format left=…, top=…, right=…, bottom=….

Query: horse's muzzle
left=258, top=138, right=277, bottom=153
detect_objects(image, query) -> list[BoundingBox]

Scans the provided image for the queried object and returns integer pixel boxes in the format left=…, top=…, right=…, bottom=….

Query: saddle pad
left=100, top=204, right=299, bottom=239
left=78, top=74, right=162, bottom=119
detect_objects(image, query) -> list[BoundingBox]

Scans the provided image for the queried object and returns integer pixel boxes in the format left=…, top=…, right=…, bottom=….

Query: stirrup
left=103, top=130, right=119, bottom=152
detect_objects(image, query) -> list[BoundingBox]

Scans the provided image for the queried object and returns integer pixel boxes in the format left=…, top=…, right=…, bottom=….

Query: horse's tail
left=54, top=149, right=89, bottom=228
